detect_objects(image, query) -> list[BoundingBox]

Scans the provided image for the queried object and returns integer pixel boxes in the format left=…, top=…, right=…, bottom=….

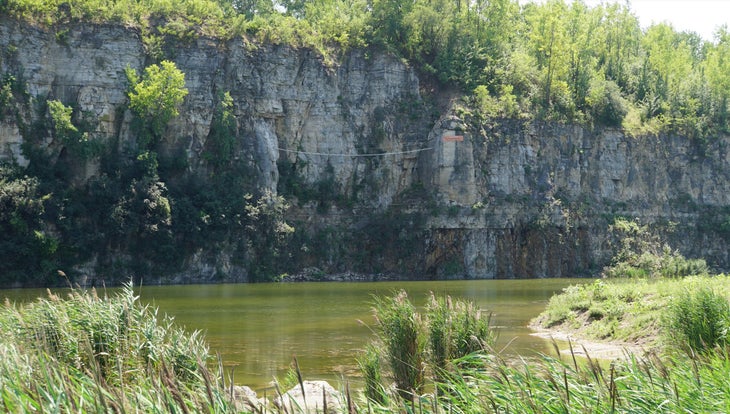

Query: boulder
left=232, top=385, right=268, bottom=412
left=274, top=380, right=343, bottom=413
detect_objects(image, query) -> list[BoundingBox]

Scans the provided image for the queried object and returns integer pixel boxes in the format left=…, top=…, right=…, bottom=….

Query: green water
left=0, top=279, right=587, bottom=391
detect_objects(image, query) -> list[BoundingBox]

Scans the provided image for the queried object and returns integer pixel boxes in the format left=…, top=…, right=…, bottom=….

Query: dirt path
left=530, top=329, right=647, bottom=360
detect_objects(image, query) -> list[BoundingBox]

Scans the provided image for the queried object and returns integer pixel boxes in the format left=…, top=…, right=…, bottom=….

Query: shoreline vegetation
left=3, top=267, right=729, bottom=412
left=1, top=219, right=728, bottom=411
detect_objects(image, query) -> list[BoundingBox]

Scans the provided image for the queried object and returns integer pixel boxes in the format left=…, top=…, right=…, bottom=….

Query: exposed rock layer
left=1, top=17, right=728, bottom=283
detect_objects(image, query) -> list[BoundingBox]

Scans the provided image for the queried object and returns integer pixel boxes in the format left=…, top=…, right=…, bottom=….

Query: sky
left=584, top=0, right=730, bottom=41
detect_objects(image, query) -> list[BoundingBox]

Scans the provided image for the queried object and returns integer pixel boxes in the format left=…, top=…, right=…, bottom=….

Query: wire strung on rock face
left=277, top=147, right=432, bottom=157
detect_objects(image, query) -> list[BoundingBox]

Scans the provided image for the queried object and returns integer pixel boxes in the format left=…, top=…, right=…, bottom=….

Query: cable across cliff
left=277, top=147, right=433, bottom=157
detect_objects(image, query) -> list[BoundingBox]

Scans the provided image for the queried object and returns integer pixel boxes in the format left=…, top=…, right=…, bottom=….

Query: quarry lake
left=0, top=279, right=587, bottom=391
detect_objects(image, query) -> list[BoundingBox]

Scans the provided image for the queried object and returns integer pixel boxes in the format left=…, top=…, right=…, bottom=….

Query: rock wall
left=1, top=17, right=728, bottom=283
left=420, top=119, right=730, bottom=278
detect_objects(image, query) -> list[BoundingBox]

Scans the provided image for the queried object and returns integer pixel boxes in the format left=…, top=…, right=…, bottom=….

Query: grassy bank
left=358, top=284, right=730, bottom=413
left=531, top=275, right=730, bottom=349
left=3, top=279, right=730, bottom=413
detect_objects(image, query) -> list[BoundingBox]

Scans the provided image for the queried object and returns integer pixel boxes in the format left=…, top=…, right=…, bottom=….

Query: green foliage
left=243, top=190, right=295, bottom=279
left=603, top=218, right=708, bottom=278
left=203, top=91, right=237, bottom=169
left=357, top=344, right=388, bottom=405
left=0, top=165, right=59, bottom=285
left=303, top=0, right=369, bottom=51
left=426, top=293, right=494, bottom=374
left=371, top=290, right=426, bottom=400
left=363, top=340, right=730, bottom=412
left=473, top=84, right=519, bottom=119
left=534, top=275, right=730, bottom=348
left=587, top=78, right=628, bottom=126
left=417, top=346, right=730, bottom=413
left=7, top=0, right=730, bottom=285
left=47, top=99, right=77, bottom=137
left=6, top=0, right=730, bottom=134
left=126, top=61, right=188, bottom=146
left=46, top=99, right=100, bottom=160
left=665, top=286, right=730, bottom=353
left=0, top=73, right=29, bottom=122
left=366, top=291, right=494, bottom=402
left=0, top=285, right=235, bottom=412
left=0, top=77, right=15, bottom=119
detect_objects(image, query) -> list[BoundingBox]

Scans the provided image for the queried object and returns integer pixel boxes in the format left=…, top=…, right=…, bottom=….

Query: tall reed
left=365, top=291, right=495, bottom=403
left=664, top=286, right=730, bottom=353
left=356, top=344, right=388, bottom=405
left=363, top=345, right=730, bottom=413
left=371, top=290, right=426, bottom=401
left=426, top=292, right=494, bottom=373
left=0, top=284, right=236, bottom=413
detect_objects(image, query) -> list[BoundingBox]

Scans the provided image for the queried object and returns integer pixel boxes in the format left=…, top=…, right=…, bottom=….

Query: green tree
left=303, top=0, right=369, bottom=49
left=524, top=0, right=571, bottom=113
left=244, top=190, right=294, bottom=279
left=229, top=0, right=274, bottom=19
left=48, top=100, right=77, bottom=138
left=0, top=166, right=58, bottom=285
left=564, top=1, right=600, bottom=112
left=596, top=2, right=641, bottom=91
left=368, top=0, right=412, bottom=49
left=126, top=61, right=188, bottom=148
left=641, top=24, right=695, bottom=119
left=704, top=26, right=730, bottom=129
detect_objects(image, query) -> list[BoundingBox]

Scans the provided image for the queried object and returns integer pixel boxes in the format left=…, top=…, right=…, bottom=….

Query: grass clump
left=356, top=344, right=387, bottom=405
left=364, top=290, right=495, bottom=403
left=371, top=290, right=427, bottom=401
left=664, top=285, right=730, bottom=354
left=0, top=284, right=235, bottom=413
left=419, top=347, right=730, bottom=413
left=357, top=284, right=730, bottom=413
left=360, top=318, right=730, bottom=413
left=426, top=293, right=494, bottom=373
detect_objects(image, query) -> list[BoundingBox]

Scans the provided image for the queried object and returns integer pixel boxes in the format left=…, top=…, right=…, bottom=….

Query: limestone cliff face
left=423, top=119, right=730, bottom=278
left=1, top=17, right=728, bottom=283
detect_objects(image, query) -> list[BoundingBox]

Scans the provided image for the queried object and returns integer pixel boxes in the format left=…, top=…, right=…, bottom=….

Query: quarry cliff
left=1, top=16, right=728, bottom=286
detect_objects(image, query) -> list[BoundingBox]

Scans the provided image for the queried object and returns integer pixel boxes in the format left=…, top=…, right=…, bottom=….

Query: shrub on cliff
left=126, top=60, right=189, bottom=148
left=603, top=218, right=708, bottom=279
left=0, top=165, right=59, bottom=285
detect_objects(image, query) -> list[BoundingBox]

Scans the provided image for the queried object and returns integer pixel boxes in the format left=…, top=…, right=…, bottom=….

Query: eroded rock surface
left=1, top=16, right=728, bottom=283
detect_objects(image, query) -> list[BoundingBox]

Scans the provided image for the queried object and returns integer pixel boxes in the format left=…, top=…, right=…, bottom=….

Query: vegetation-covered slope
left=4, top=0, right=730, bottom=137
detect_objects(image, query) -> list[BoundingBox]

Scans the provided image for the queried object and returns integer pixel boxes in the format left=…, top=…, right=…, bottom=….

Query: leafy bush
left=587, top=78, right=627, bottom=126
left=603, top=218, right=708, bottom=279
left=0, top=165, right=60, bottom=285
left=126, top=61, right=188, bottom=146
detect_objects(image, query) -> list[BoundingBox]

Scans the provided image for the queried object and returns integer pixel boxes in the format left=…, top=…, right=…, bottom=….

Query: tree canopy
left=4, top=0, right=728, bottom=136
